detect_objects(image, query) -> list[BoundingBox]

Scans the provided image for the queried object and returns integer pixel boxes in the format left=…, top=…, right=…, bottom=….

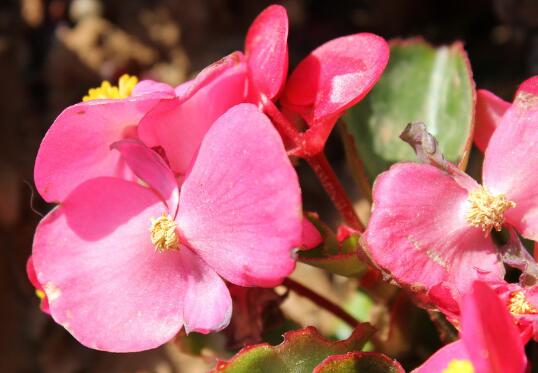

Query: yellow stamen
left=82, top=74, right=138, bottom=101
left=149, top=213, right=179, bottom=252
left=442, top=359, right=474, bottom=373
left=35, top=289, right=45, bottom=300
left=466, top=186, right=515, bottom=233
left=508, top=291, right=538, bottom=315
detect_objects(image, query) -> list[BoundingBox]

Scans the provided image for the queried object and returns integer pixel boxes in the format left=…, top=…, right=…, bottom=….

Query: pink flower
left=31, top=104, right=302, bottom=352
left=473, top=89, right=510, bottom=152
left=34, top=76, right=176, bottom=203
left=363, top=76, right=538, bottom=307
left=487, top=280, right=538, bottom=342
left=414, top=281, right=528, bottom=373
left=139, top=5, right=388, bottom=168
left=474, top=76, right=538, bottom=151
left=248, top=5, right=389, bottom=157
left=280, top=32, right=389, bottom=156
left=35, top=54, right=250, bottom=203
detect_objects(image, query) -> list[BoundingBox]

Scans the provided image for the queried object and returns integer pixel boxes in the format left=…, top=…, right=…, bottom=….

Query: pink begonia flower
left=209, top=5, right=389, bottom=157
left=136, top=5, right=288, bottom=176
left=473, top=89, right=510, bottom=152
left=34, top=75, right=175, bottom=203
left=35, top=53, right=250, bottom=203
left=364, top=75, right=538, bottom=310
left=31, top=104, right=302, bottom=352
left=473, top=76, right=538, bottom=151
left=414, top=281, right=527, bottom=373
left=485, top=279, right=538, bottom=342
left=281, top=33, right=389, bottom=156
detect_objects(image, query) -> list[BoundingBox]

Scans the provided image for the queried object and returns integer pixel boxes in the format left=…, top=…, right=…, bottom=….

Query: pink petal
left=474, top=89, right=510, bottom=152
left=515, top=76, right=538, bottom=97
left=138, top=54, right=248, bottom=176
left=461, top=281, right=527, bottom=373
left=245, top=4, right=288, bottom=100
left=111, top=139, right=179, bottom=217
left=180, top=249, right=232, bottom=334
left=26, top=256, right=50, bottom=314
left=132, top=80, right=176, bottom=97
left=363, top=163, right=504, bottom=299
left=175, top=80, right=193, bottom=97
left=282, top=33, right=389, bottom=122
left=302, top=217, right=323, bottom=250
left=32, top=177, right=185, bottom=352
left=412, top=340, right=469, bottom=373
left=35, top=95, right=168, bottom=203
left=483, top=103, right=538, bottom=240
left=177, top=104, right=302, bottom=287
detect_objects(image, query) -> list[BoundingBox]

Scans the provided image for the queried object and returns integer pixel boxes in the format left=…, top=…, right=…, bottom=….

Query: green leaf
left=344, top=39, right=475, bottom=184
left=312, top=352, right=405, bottom=373
left=212, top=324, right=375, bottom=373
left=298, top=214, right=368, bottom=277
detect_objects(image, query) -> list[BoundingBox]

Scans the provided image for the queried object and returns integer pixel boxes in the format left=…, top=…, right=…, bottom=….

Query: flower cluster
left=29, top=5, right=388, bottom=353
left=32, top=3, right=538, bottom=371
left=362, top=76, right=538, bottom=371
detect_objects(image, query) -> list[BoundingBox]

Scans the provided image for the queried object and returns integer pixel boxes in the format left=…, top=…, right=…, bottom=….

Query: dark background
left=1, top=0, right=537, bottom=371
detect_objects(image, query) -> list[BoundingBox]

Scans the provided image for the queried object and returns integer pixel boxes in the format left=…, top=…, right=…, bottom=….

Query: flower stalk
left=283, top=277, right=361, bottom=328
left=262, top=98, right=364, bottom=231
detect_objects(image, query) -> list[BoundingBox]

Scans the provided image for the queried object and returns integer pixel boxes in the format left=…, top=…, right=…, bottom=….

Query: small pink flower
left=414, top=281, right=527, bottom=373
left=35, top=55, right=249, bottom=203
left=34, top=77, right=176, bottom=203
left=474, top=76, right=538, bottom=151
left=473, top=89, right=510, bottom=152
left=280, top=33, right=389, bottom=156
left=363, top=76, right=538, bottom=307
left=31, top=104, right=302, bottom=352
left=486, top=280, right=538, bottom=342
left=139, top=5, right=389, bottom=163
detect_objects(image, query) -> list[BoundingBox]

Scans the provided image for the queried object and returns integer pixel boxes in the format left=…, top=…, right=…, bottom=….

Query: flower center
left=442, top=359, right=474, bottom=373
left=149, top=213, right=179, bottom=252
left=82, top=74, right=138, bottom=101
left=508, top=291, right=538, bottom=315
left=466, top=186, right=515, bottom=233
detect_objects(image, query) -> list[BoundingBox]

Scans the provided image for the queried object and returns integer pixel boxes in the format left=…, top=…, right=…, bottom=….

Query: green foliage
left=344, top=39, right=475, bottom=184
left=212, top=325, right=374, bottom=373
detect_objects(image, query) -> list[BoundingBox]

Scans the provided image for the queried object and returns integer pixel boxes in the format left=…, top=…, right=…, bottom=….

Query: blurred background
left=1, top=0, right=538, bottom=371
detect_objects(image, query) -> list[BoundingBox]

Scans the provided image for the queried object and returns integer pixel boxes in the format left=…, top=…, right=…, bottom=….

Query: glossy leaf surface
left=344, top=39, right=475, bottom=182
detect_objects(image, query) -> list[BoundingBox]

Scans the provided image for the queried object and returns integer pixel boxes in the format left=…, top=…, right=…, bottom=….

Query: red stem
left=283, top=277, right=360, bottom=328
left=260, top=96, right=302, bottom=145
left=306, top=153, right=364, bottom=231
left=262, top=99, right=364, bottom=231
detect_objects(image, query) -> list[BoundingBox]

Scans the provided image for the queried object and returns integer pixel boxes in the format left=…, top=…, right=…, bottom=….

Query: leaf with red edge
left=344, top=39, right=476, bottom=183
left=212, top=325, right=374, bottom=373
left=245, top=5, right=288, bottom=100
left=298, top=214, right=368, bottom=277
left=313, top=352, right=405, bottom=373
